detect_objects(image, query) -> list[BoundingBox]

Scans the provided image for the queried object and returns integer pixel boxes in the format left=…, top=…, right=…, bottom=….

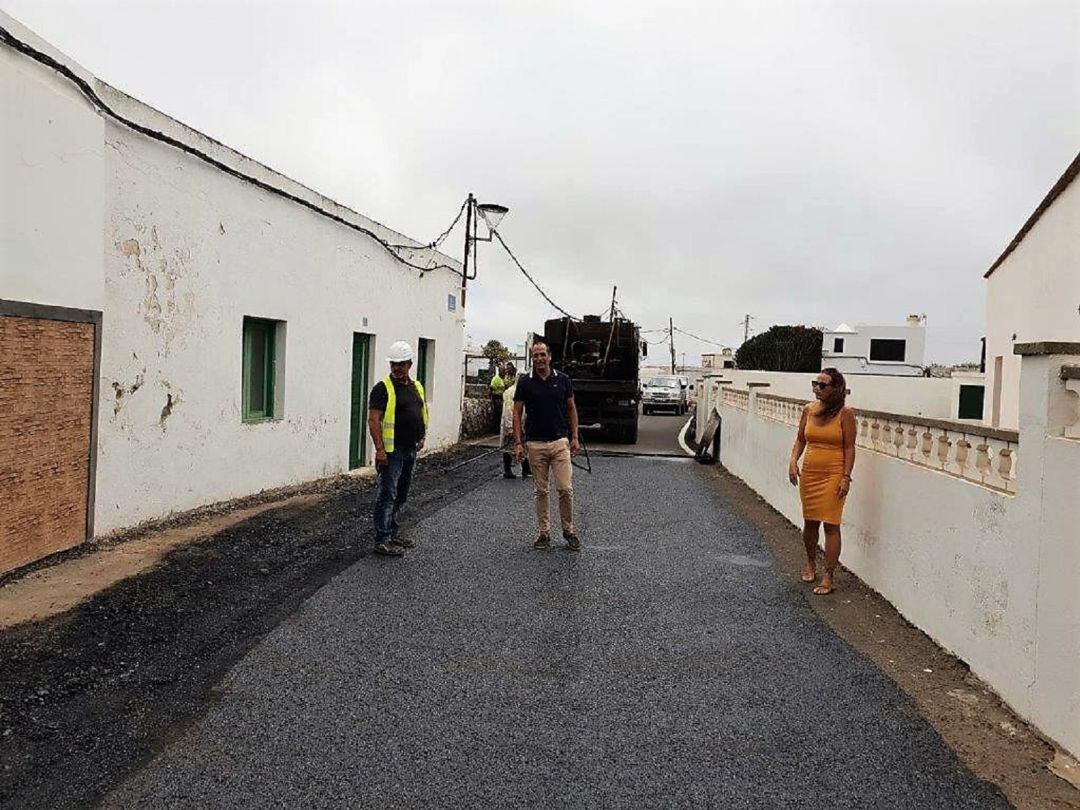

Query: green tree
left=735, top=325, right=823, bottom=372
left=482, top=339, right=512, bottom=369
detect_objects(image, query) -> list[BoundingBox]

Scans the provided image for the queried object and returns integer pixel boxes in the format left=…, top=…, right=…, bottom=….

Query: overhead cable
left=491, top=230, right=578, bottom=320
left=390, top=197, right=468, bottom=252
left=0, top=24, right=455, bottom=276
left=672, top=325, right=730, bottom=348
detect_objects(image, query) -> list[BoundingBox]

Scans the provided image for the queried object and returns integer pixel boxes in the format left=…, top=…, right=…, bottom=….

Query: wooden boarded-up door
left=0, top=301, right=100, bottom=574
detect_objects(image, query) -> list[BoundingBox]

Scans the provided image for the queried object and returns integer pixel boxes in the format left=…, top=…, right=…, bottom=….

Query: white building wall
left=93, top=120, right=464, bottom=534
left=984, top=177, right=1080, bottom=429
left=1, top=13, right=465, bottom=535
left=0, top=25, right=104, bottom=311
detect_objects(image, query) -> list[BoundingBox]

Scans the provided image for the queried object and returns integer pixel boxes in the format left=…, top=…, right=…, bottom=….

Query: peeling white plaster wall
left=1, top=11, right=465, bottom=535
left=93, top=117, right=465, bottom=534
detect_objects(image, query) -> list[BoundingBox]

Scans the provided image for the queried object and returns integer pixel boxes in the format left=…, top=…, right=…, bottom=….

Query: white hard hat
left=387, top=340, right=414, bottom=363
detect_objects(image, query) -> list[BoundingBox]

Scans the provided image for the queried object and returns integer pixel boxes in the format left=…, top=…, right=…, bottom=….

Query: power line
left=490, top=230, right=578, bottom=320
left=0, top=24, right=456, bottom=278
left=390, top=197, right=468, bottom=252
left=671, top=325, right=730, bottom=348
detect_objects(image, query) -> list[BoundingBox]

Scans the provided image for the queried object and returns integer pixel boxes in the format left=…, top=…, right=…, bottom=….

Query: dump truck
left=531, top=315, right=645, bottom=444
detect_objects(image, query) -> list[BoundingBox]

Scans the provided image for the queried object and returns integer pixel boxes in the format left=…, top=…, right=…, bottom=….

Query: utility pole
left=742, top=314, right=753, bottom=343
left=669, top=316, right=676, bottom=374
left=460, top=193, right=474, bottom=309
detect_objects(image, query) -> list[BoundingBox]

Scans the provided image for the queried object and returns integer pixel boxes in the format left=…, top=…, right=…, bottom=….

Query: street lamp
left=461, top=193, right=508, bottom=307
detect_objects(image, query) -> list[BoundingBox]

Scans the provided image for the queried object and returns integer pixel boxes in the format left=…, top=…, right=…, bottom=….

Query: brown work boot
left=373, top=541, right=404, bottom=557
left=392, top=536, right=415, bottom=549
left=532, top=534, right=551, bottom=550
left=564, top=533, right=582, bottom=551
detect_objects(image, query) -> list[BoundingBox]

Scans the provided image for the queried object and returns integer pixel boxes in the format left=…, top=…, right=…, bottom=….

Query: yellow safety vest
left=382, top=376, right=429, bottom=454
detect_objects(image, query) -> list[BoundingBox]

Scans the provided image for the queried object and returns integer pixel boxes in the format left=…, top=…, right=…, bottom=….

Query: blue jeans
left=374, top=448, right=417, bottom=542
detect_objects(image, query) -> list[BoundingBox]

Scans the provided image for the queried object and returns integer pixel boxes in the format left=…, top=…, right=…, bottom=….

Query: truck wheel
left=623, top=421, right=639, bottom=444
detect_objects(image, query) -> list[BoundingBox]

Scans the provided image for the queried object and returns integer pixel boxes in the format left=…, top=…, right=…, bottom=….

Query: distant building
left=984, top=150, right=1080, bottom=428
left=821, top=317, right=927, bottom=376
left=702, top=349, right=736, bottom=369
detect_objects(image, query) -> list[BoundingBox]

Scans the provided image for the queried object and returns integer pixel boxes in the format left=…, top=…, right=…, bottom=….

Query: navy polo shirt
left=514, top=369, right=575, bottom=442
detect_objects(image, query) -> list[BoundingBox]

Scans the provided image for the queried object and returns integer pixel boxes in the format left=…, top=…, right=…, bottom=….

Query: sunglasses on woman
left=811, top=381, right=832, bottom=389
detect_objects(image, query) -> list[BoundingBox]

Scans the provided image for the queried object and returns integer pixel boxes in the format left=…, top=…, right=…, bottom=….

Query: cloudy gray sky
left=4, top=0, right=1078, bottom=363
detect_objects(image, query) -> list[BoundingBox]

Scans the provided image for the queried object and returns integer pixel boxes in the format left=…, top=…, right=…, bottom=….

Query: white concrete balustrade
left=700, top=345, right=1080, bottom=759
left=753, top=393, right=1019, bottom=494
left=721, top=386, right=749, bottom=411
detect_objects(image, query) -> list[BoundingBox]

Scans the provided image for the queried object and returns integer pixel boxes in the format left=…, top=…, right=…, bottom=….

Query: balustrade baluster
left=955, top=437, right=971, bottom=476
left=998, top=447, right=1014, bottom=484
left=936, top=432, right=952, bottom=468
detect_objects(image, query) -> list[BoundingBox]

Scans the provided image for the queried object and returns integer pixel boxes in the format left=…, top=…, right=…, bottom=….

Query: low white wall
left=698, top=370, right=957, bottom=418
left=715, top=349, right=1080, bottom=757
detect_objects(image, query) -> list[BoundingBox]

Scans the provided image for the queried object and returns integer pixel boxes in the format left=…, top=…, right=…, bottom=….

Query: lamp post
left=461, top=193, right=508, bottom=308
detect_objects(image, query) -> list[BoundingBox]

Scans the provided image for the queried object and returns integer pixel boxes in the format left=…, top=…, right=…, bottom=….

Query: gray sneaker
left=373, top=541, right=404, bottom=557
left=564, top=533, right=582, bottom=551
left=532, top=534, right=551, bottom=550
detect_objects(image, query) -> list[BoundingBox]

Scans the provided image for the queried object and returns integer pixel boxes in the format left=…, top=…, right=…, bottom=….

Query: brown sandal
left=813, top=570, right=835, bottom=595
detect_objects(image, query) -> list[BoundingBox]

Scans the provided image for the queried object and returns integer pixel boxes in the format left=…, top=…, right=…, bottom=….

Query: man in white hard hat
left=367, top=340, right=429, bottom=557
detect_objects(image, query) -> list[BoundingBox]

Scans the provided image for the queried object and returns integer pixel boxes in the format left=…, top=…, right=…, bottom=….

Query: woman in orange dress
left=788, top=368, right=856, bottom=595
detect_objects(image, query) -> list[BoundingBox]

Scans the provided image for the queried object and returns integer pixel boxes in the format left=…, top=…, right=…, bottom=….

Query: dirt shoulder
left=707, top=464, right=1079, bottom=810
left=0, top=445, right=498, bottom=809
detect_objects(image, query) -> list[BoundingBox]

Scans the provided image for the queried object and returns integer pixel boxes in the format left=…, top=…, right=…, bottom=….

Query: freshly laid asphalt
left=107, top=455, right=1007, bottom=808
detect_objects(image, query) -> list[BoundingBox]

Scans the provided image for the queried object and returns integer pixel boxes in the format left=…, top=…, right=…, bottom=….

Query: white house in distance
left=0, top=12, right=464, bottom=574
left=984, top=150, right=1080, bottom=429
left=821, top=317, right=927, bottom=376
left=701, top=349, right=736, bottom=369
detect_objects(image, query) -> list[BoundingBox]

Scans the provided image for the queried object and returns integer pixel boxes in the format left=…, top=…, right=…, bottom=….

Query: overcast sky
left=4, top=0, right=1078, bottom=363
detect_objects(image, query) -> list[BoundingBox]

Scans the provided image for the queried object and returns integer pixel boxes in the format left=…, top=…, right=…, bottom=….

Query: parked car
left=641, top=376, right=689, bottom=415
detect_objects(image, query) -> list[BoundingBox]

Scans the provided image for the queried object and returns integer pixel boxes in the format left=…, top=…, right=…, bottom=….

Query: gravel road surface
left=108, top=455, right=1007, bottom=808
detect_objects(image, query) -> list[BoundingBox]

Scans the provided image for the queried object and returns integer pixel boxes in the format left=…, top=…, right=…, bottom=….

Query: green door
left=349, top=334, right=371, bottom=469
left=958, top=384, right=985, bottom=420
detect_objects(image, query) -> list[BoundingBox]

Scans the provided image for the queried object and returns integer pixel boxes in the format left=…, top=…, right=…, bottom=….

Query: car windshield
left=647, top=378, right=678, bottom=388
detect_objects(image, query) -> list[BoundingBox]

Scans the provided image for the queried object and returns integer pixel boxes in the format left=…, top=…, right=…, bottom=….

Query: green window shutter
left=416, top=338, right=428, bottom=388
left=243, top=318, right=277, bottom=421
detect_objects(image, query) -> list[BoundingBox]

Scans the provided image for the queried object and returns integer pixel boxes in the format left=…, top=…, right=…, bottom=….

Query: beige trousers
left=525, top=438, right=575, bottom=536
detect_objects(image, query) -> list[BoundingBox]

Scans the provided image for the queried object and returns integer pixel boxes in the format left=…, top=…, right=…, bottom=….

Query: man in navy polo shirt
left=513, top=341, right=581, bottom=550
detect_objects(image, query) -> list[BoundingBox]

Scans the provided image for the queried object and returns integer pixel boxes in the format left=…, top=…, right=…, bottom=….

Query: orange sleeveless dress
left=799, top=407, right=847, bottom=525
